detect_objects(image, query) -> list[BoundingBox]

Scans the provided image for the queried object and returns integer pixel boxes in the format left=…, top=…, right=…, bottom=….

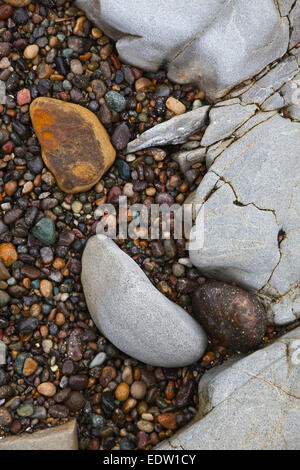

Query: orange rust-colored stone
left=0, top=242, right=18, bottom=267
left=157, top=413, right=178, bottom=430
left=30, top=98, right=116, bottom=194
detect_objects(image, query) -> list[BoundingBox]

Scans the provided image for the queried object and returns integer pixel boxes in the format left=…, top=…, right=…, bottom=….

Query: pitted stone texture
left=126, top=106, right=209, bottom=153
left=0, top=420, right=78, bottom=450
left=157, top=327, right=300, bottom=450
left=76, top=0, right=289, bottom=100
left=190, top=114, right=300, bottom=325
left=82, top=235, right=207, bottom=367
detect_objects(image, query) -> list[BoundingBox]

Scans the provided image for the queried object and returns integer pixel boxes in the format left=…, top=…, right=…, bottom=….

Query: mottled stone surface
left=0, top=419, right=78, bottom=450
left=192, top=281, right=267, bottom=352
left=81, top=235, right=207, bottom=367
left=76, top=0, right=290, bottom=100
left=157, top=327, right=300, bottom=450
left=30, top=98, right=116, bottom=193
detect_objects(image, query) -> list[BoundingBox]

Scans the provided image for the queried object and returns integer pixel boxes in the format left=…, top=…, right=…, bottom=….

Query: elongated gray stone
left=157, top=327, right=300, bottom=450
left=126, top=106, right=209, bottom=153
left=82, top=235, right=207, bottom=367
left=201, top=102, right=257, bottom=146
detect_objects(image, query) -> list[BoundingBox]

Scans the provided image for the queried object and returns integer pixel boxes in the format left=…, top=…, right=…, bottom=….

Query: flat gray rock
left=157, top=327, right=300, bottom=450
left=0, top=420, right=78, bottom=450
left=189, top=113, right=300, bottom=325
left=171, top=147, right=206, bottom=173
left=126, top=106, right=209, bottom=153
left=81, top=235, right=207, bottom=367
left=76, top=0, right=290, bottom=100
left=201, top=102, right=257, bottom=147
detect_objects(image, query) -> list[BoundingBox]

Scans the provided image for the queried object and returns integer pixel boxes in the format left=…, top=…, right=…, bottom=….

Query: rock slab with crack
left=190, top=110, right=300, bottom=326
left=156, top=326, right=300, bottom=450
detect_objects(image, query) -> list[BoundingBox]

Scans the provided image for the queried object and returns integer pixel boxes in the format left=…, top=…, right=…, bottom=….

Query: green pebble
left=14, top=353, right=31, bottom=375
left=116, top=160, right=131, bottom=180
left=17, top=403, right=34, bottom=418
left=105, top=91, right=126, bottom=112
left=32, top=218, right=56, bottom=245
left=31, top=279, right=40, bottom=290
left=41, top=304, right=52, bottom=315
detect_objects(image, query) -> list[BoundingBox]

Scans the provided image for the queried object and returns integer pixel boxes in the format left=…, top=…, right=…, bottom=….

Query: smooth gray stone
left=190, top=114, right=300, bottom=325
left=89, top=352, right=107, bottom=368
left=81, top=235, right=207, bottom=367
left=126, top=106, right=209, bottom=153
left=201, top=102, right=257, bottom=146
left=76, top=0, right=290, bottom=100
left=76, top=0, right=226, bottom=72
left=157, top=327, right=300, bottom=450
left=168, top=0, right=289, bottom=99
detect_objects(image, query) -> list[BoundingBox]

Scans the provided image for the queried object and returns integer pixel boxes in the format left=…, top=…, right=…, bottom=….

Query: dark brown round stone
left=192, top=280, right=267, bottom=353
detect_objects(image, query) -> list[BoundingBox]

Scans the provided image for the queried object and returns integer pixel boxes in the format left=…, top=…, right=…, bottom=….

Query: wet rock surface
left=192, top=281, right=267, bottom=353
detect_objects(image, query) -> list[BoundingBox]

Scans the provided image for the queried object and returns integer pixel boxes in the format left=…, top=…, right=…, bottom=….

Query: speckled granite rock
left=81, top=235, right=207, bottom=367
left=0, top=419, right=78, bottom=450
left=157, top=327, right=300, bottom=450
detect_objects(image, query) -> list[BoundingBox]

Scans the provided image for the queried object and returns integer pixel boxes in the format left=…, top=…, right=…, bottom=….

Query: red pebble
left=2, top=140, right=14, bottom=153
left=17, top=88, right=31, bottom=106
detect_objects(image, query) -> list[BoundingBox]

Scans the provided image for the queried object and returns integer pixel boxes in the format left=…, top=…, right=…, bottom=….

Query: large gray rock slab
left=157, top=327, right=300, bottom=450
left=126, top=106, right=209, bottom=153
left=190, top=113, right=300, bottom=325
left=0, top=420, right=78, bottom=450
left=75, top=0, right=290, bottom=100
left=81, top=235, right=207, bottom=367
